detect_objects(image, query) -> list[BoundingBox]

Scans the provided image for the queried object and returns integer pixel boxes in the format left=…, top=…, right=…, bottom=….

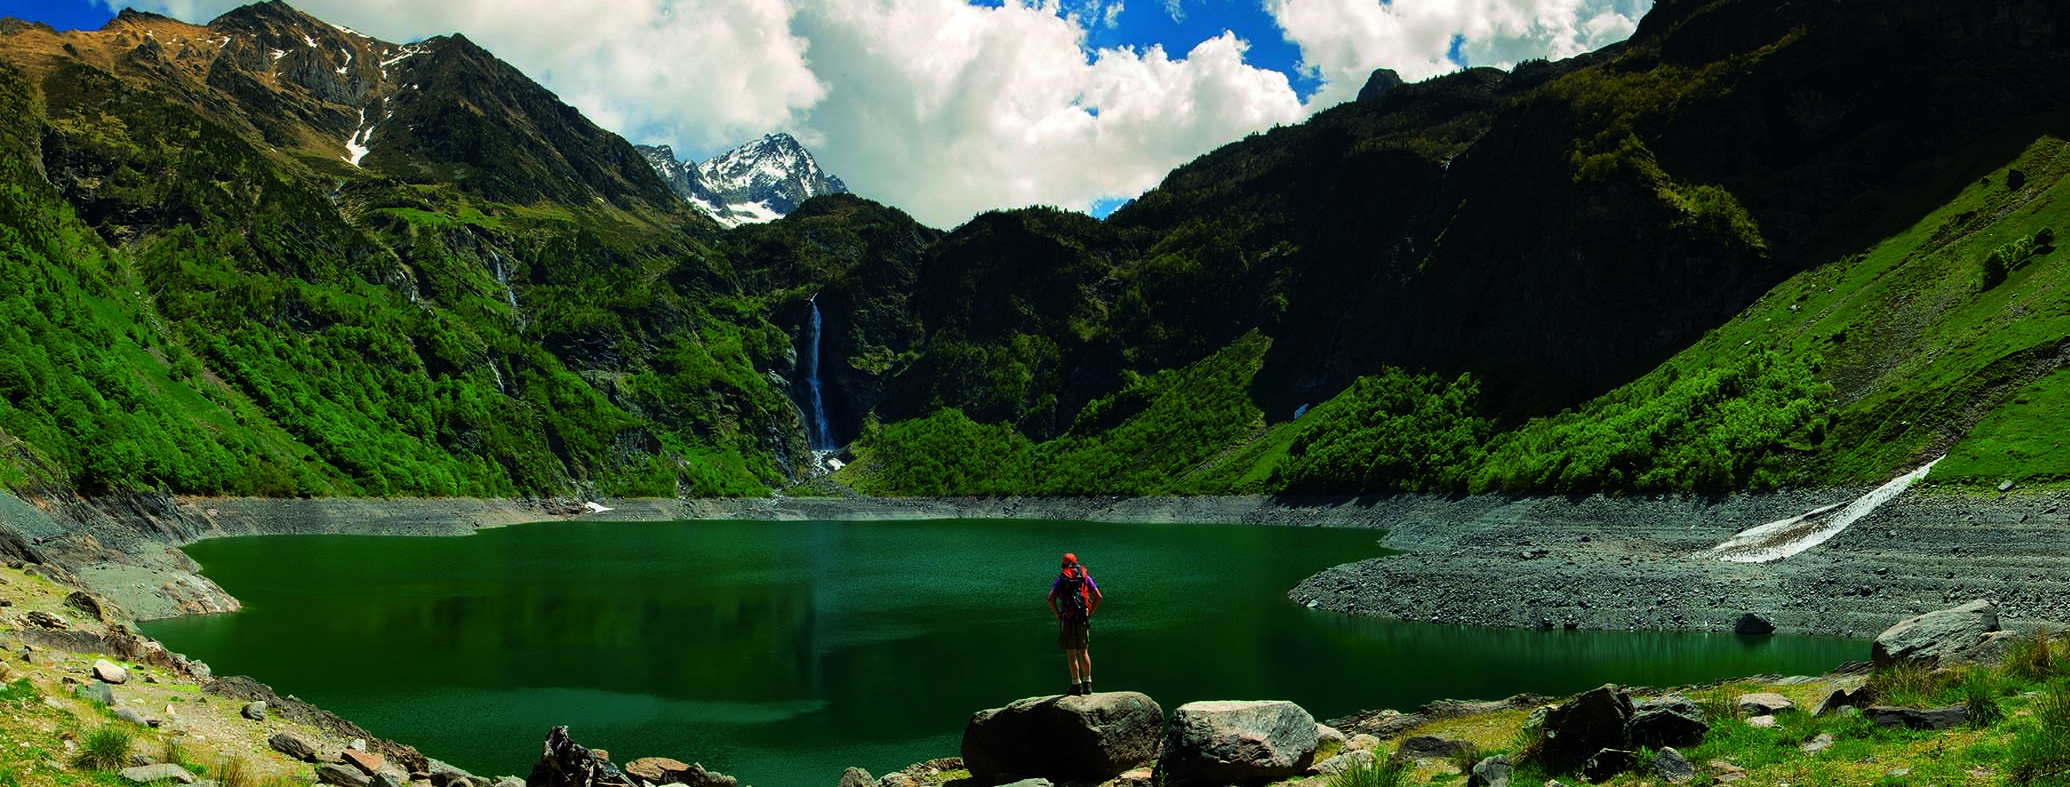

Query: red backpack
left=1057, top=565, right=1090, bottom=622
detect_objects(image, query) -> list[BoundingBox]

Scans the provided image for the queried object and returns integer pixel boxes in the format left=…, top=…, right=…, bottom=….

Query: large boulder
left=1871, top=600, right=2019, bottom=669
left=268, top=732, right=320, bottom=763
left=961, top=692, right=1163, bottom=784
left=1397, top=735, right=1476, bottom=762
left=527, top=727, right=636, bottom=787
left=1735, top=693, right=1793, bottom=716
left=1159, top=700, right=1320, bottom=785
left=1627, top=694, right=1707, bottom=749
left=1540, top=685, right=1633, bottom=773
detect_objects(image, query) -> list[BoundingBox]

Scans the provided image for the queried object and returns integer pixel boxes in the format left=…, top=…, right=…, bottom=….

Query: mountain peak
left=636, top=135, right=849, bottom=227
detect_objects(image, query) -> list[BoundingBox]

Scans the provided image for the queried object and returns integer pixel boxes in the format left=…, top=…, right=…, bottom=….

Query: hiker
left=1047, top=551, right=1103, bottom=696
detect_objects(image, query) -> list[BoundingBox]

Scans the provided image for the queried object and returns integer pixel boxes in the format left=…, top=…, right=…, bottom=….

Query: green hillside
left=3, top=0, right=2069, bottom=502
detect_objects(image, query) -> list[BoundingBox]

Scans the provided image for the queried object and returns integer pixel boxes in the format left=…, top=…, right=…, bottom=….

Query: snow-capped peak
left=635, top=134, right=848, bottom=228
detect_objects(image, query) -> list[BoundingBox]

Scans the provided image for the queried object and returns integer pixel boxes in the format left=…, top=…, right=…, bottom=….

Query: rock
left=1112, top=767, right=1153, bottom=787
left=76, top=681, right=114, bottom=706
left=1733, top=613, right=1776, bottom=635
left=1800, top=733, right=1835, bottom=753
left=1864, top=705, right=1969, bottom=731
left=1313, top=749, right=1376, bottom=775
left=1583, top=749, right=1636, bottom=782
left=66, top=591, right=112, bottom=622
left=1315, top=723, right=1347, bottom=757
left=94, top=659, right=131, bottom=685
left=370, top=768, right=409, bottom=787
left=1627, top=702, right=1708, bottom=750
left=121, top=764, right=196, bottom=784
left=1747, top=715, right=1778, bottom=728
left=318, top=764, right=374, bottom=787
left=1397, top=735, right=1476, bottom=762
left=527, top=728, right=638, bottom=787
left=1872, top=600, right=2015, bottom=669
left=1654, top=747, right=1695, bottom=784
left=343, top=749, right=388, bottom=776
left=1540, top=685, right=1633, bottom=773
left=961, top=691, right=1163, bottom=783
left=879, top=774, right=915, bottom=787
left=270, top=733, right=320, bottom=763
left=838, top=767, right=873, bottom=787
left=1357, top=68, right=1404, bottom=103
left=623, top=757, right=690, bottom=784
left=1159, top=700, right=1320, bottom=785
left=240, top=701, right=267, bottom=721
left=995, top=780, right=1052, bottom=787
left=491, top=779, right=524, bottom=787
left=1735, top=693, right=1793, bottom=715
left=1467, top=754, right=1510, bottom=787
left=23, top=610, right=64, bottom=629
left=1814, top=687, right=1869, bottom=716
left=1347, top=734, right=1381, bottom=752
left=115, top=706, right=152, bottom=726
left=426, top=760, right=476, bottom=787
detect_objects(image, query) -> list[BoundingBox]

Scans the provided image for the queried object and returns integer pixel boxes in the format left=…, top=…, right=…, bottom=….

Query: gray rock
left=1654, top=747, right=1695, bottom=784
left=1633, top=694, right=1702, bottom=718
left=1800, top=733, right=1835, bottom=753
left=1733, top=613, right=1776, bottom=635
left=1814, top=687, right=1869, bottom=716
left=94, top=659, right=130, bottom=685
left=1467, top=754, right=1510, bottom=787
left=75, top=681, right=114, bottom=706
left=66, top=591, right=112, bottom=622
left=996, top=780, right=1052, bottom=787
left=962, top=691, right=1163, bottom=784
left=1398, top=735, right=1476, bottom=762
left=838, top=767, right=873, bottom=787
left=317, top=764, right=373, bottom=787
left=1872, top=600, right=2015, bottom=669
left=622, top=757, right=691, bottom=784
left=369, top=769, right=407, bottom=787
left=878, top=774, right=914, bottom=787
left=425, top=760, right=477, bottom=787
left=270, top=733, right=320, bottom=763
left=1735, top=693, right=1793, bottom=716
left=1159, top=700, right=1321, bottom=784
left=1541, top=685, right=1633, bottom=773
left=1864, top=705, right=1969, bottom=731
left=1627, top=705, right=1708, bottom=749
left=121, top=764, right=196, bottom=784
left=239, top=701, right=267, bottom=721
left=1314, top=750, right=1376, bottom=775
left=491, top=779, right=524, bottom=787
left=114, top=706, right=153, bottom=727
left=1583, top=748, right=1636, bottom=782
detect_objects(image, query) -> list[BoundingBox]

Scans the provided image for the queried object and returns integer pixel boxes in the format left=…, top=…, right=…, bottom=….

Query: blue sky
left=9, top=0, right=1649, bottom=226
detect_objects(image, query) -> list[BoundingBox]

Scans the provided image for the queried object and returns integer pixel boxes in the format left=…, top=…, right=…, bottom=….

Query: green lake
left=139, top=519, right=1863, bottom=787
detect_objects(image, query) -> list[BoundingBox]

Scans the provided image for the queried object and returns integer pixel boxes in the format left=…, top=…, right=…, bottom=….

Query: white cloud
left=793, top=0, right=1303, bottom=225
left=1271, top=0, right=1650, bottom=107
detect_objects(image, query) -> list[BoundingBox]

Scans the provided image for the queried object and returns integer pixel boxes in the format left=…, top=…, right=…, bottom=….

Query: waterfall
left=492, top=252, right=518, bottom=322
left=802, top=297, right=835, bottom=450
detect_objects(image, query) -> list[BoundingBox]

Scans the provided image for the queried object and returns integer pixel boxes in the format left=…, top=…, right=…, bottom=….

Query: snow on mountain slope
left=636, top=134, right=848, bottom=227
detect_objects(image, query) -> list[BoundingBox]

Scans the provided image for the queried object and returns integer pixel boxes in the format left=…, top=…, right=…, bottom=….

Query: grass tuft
left=2007, top=628, right=2062, bottom=682
left=75, top=723, right=133, bottom=771
left=2009, top=677, right=2070, bottom=784
left=1327, top=756, right=1412, bottom=787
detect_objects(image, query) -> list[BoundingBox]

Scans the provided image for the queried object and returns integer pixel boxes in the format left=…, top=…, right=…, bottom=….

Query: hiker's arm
left=1090, top=586, right=1103, bottom=614
left=1047, top=590, right=1060, bottom=618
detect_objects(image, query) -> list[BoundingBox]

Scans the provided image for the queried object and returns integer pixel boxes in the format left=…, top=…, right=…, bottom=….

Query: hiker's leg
left=1066, top=648, right=1085, bottom=681
left=1080, top=648, right=1092, bottom=691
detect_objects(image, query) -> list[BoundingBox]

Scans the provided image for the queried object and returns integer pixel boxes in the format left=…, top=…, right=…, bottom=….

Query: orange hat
left=1061, top=552, right=1078, bottom=565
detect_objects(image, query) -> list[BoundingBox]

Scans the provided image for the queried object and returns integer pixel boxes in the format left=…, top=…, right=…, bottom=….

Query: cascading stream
left=802, top=297, right=835, bottom=450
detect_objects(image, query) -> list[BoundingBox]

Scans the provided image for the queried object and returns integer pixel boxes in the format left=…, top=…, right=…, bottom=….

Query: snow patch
left=303, top=34, right=318, bottom=48
left=270, top=49, right=286, bottom=61
left=344, top=109, right=372, bottom=167
left=583, top=501, right=613, bottom=514
left=1708, top=456, right=1944, bottom=563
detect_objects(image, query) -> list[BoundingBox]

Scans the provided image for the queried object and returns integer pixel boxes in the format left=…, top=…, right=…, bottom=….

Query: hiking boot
left=1082, top=681, right=1092, bottom=696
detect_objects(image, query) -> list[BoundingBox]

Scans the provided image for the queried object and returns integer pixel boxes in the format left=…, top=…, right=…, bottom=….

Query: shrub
left=217, top=755, right=252, bottom=787
left=75, top=724, right=133, bottom=771
left=1965, top=668, right=2008, bottom=728
left=1697, top=685, right=1744, bottom=724
left=0, top=678, right=34, bottom=702
left=1866, top=660, right=1962, bottom=708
